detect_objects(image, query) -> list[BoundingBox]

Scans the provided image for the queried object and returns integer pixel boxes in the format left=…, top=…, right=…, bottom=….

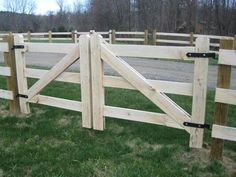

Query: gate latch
left=183, top=122, right=211, bottom=130
left=11, top=45, right=24, bottom=50
left=186, top=52, right=216, bottom=58
left=16, top=94, right=28, bottom=99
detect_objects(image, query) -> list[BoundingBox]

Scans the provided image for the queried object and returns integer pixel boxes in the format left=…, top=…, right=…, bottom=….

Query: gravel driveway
left=0, top=52, right=235, bottom=89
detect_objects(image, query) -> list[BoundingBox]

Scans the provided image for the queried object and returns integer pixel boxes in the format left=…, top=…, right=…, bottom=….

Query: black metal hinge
left=16, top=94, right=28, bottom=98
left=183, top=122, right=211, bottom=130
left=11, top=45, right=24, bottom=50
left=186, top=52, right=216, bottom=58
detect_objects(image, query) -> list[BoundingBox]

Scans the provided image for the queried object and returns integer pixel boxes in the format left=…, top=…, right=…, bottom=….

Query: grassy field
left=0, top=75, right=236, bottom=177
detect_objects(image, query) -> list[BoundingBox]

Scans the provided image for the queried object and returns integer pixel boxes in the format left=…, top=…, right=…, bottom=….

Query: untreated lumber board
left=212, top=125, right=236, bottom=142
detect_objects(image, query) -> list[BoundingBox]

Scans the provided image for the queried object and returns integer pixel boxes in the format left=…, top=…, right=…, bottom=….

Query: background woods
left=0, top=0, right=236, bottom=35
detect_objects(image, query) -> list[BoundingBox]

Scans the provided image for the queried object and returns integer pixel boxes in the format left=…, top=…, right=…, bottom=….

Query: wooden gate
left=0, top=33, right=212, bottom=148
left=88, top=33, right=210, bottom=148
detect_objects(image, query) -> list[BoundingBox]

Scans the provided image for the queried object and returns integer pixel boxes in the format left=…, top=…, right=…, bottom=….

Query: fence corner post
left=112, top=30, right=116, bottom=44
left=90, top=33, right=105, bottom=131
left=210, top=39, right=234, bottom=160
left=189, top=36, right=209, bottom=148
left=3, top=33, right=21, bottom=115
left=144, top=29, right=148, bottom=45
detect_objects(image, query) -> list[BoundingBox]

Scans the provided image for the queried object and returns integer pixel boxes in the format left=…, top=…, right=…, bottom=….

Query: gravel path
left=1, top=52, right=235, bottom=89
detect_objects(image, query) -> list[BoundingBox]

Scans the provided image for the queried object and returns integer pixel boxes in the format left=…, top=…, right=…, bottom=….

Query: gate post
left=14, top=34, right=31, bottom=114
left=189, top=37, right=209, bottom=148
left=90, top=34, right=105, bottom=131
left=210, top=39, right=234, bottom=159
left=79, top=35, right=93, bottom=128
left=3, top=33, right=21, bottom=115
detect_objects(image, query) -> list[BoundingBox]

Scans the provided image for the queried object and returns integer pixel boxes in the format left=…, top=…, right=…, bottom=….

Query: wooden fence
left=1, top=30, right=235, bottom=52
left=210, top=39, right=236, bottom=159
left=0, top=32, right=235, bottom=157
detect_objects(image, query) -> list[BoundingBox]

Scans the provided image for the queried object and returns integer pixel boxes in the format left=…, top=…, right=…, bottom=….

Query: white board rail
left=104, top=106, right=183, bottom=130
left=0, top=66, right=11, bottom=76
left=218, top=49, right=236, bottom=66
left=0, top=89, right=14, bottom=100
left=0, top=43, right=9, bottom=52
left=215, top=88, right=236, bottom=105
left=212, top=124, right=236, bottom=142
left=108, top=44, right=195, bottom=60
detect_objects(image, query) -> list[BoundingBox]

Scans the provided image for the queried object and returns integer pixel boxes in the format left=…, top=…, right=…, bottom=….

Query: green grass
left=0, top=76, right=236, bottom=177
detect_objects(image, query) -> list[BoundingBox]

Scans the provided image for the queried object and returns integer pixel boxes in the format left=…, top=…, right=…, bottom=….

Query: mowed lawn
left=0, top=75, right=236, bottom=177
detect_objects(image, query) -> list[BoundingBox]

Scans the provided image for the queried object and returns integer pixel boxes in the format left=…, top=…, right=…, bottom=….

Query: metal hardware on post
left=16, top=94, right=28, bottom=99
left=11, top=45, right=24, bottom=50
left=186, top=52, right=216, bottom=58
left=183, top=122, right=211, bottom=130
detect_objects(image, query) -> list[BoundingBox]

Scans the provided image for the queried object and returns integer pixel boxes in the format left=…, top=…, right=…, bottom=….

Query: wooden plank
left=157, top=39, right=190, bottom=45
left=79, top=35, right=93, bottom=128
left=115, top=31, right=144, bottom=35
left=215, top=88, right=236, bottom=105
left=210, top=39, right=234, bottom=160
left=190, top=32, right=194, bottom=46
left=25, top=68, right=192, bottom=96
left=212, top=125, right=236, bottom=142
left=112, top=30, right=116, bottom=44
left=104, top=76, right=193, bottom=96
left=29, top=95, right=82, bottom=112
left=26, top=46, right=80, bottom=100
left=0, top=43, right=9, bottom=52
left=27, top=31, right=31, bottom=42
left=189, top=37, right=209, bottom=148
left=3, top=33, right=21, bottom=115
left=108, top=44, right=195, bottom=60
left=26, top=43, right=77, bottom=53
left=26, top=68, right=80, bottom=83
left=104, top=106, right=183, bottom=130
left=157, top=32, right=190, bottom=37
left=48, top=30, right=52, bottom=43
left=90, top=34, right=105, bottom=131
left=218, top=49, right=236, bottom=66
left=0, top=89, right=13, bottom=100
left=14, top=34, right=31, bottom=114
left=0, top=66, right=11, bottom=76
left=101, top=41, right=191, bottom=133
left=152, top=30, right=157, bottom=45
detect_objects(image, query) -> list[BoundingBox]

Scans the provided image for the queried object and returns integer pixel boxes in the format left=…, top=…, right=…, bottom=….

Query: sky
left=0, top=0, right=86, bottom=15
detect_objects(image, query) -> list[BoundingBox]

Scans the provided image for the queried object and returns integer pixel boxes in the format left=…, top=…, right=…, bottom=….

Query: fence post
left=14, top=34, right=31, bottom=114
left=90, top=34, right=105, bottom=131
left=3, top=33, right=21, bottom=115
left=210, top=39, right=234, bottom=159
left=144, top=29, right=148, bottom=45
left=109, top=30, right=112, bottom=44
left=112, top=30, right=116, bottom=44
left=72, top=30, right=78, bottom=43
left=190, top=32, right=194, bottom=46
left=79, top=34, right=93, bottom=128
left=48, top=30, right=52, bottom=43
left=27, top=31, right=31, bottom=42
left=189, top=37, right=209, bottom=148
left=152, top=30, right=157, bottom=45
left=234, top=35, right=236, bottom=50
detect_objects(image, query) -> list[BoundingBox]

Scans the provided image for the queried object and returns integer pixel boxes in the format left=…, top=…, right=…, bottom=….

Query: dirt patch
left=107, top=123, right=124, bottom=134
left=0, top=169, right=4, bottom=177
left=126, top=138, right=163, bottom=151
left=57, top=116, right=73, bottom=127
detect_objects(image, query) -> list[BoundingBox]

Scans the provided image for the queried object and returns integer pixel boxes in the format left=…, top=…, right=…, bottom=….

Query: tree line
left=1, top=0, right=236, bottom=35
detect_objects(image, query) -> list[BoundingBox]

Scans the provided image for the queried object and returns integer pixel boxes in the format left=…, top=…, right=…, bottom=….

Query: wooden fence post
left=90, top=34, right=105, bottom=131
left=72, top=30, right=78, bottom=43
left=27, top=31, right=31, bottom=42
left=152, top=30, right=157, bottom=45
left=210, top=39, right=234, bottom=159
left=234, top=35, right=236, bottom=50
left=144, top=29, right=148, bottom=45
left=48, top=30, right=52, bottom=43
left=3, top=33, right=21, bottom=115
left=189, top=37, right=209, bottom=148
left=14, top=34, right=31, bottom=114
left=109, top=30, right=112, bottom=44
left=79, top=35, right=93, bottom=128
left=112, top=30, right=116, bottom=44
left=190, top=32, right=194, bottom=46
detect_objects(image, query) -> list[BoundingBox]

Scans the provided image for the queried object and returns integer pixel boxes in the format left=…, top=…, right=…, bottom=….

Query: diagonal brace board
left=26, top=46, right=80, bottom=100
left=101, top=43, right=191, bottom=133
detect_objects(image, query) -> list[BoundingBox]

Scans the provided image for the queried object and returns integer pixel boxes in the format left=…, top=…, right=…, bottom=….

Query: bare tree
left=3, top=0, right=36, bottom=14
